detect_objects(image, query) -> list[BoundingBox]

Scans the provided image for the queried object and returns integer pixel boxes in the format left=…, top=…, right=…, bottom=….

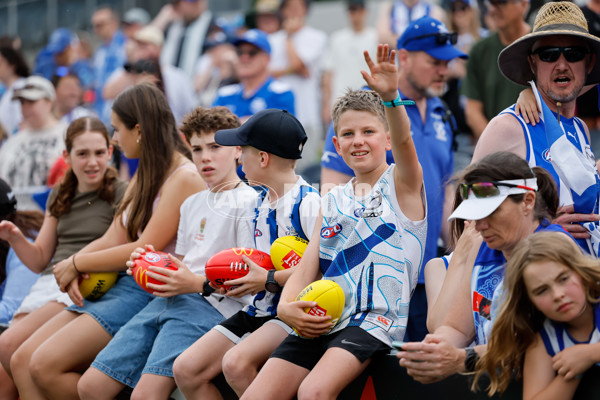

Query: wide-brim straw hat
left=498, top=1, right=600, bottom=86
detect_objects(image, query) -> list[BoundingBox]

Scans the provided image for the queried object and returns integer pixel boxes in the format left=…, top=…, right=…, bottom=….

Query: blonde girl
left=475, top=231, right=600, bottom=399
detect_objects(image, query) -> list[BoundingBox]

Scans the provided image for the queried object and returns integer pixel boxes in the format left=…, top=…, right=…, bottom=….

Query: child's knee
left=9, top=342, right=32, bottom=378
left=77, top=373, right=98, bottom=400
left=0, top=329, right=22, bottom=363
left=28, top=346, right=54, bottom=388
left=222, top=348, right=250, bottom=381
left=297, top=381, right=328, bottom=400
left=173, top=352, right=197, bottom=386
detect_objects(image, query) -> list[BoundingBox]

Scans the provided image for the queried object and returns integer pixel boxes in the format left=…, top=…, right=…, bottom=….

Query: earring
left=136, top=138, right=141, bottom=144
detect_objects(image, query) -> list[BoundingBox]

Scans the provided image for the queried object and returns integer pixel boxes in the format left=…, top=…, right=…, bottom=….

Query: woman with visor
left=395, top=151, right=575, bottom=396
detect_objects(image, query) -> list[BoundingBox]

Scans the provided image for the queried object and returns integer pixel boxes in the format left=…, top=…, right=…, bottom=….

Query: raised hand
left=361, top=44, right=399, bottom=102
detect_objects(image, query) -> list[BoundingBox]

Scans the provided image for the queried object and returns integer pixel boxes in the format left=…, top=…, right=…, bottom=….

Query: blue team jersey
left=213, top=76, right=295, bottom=118
left=540, top=302, right=600, bottom=363
left=472, top=222, right=568, bottom=345
left=319, top=165, right=427, bottom=346
left=321, top=90, right=453, bottom=282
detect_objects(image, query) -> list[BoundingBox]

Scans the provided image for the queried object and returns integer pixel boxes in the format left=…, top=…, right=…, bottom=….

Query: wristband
left=381, top=91, right=415, bottom=108
left=72, top=255, right=81, bottom=274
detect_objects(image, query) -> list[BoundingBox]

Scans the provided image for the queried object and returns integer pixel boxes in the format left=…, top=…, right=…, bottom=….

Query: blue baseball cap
left=232, top=29, right=271, bottom=55
left=46, top=28, right=78, bottom=55
left=397, top=17, right=467, bottom=61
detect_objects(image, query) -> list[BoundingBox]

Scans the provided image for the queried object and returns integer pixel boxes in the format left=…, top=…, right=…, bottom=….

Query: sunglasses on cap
left=459, top=181, right=536, bottom=200
left=404, top=32, right=458, bottom=46
left=531, top=46, right=589, bottom=63
left=236, top=48, right=261, bottom=57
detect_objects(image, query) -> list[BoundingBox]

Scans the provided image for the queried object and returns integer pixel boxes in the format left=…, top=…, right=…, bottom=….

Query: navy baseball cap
left=215, top=109, right=307, bottom=159
left=232, top=29, right=271, bottom=55
left=397, top=16, right=467, bottom=61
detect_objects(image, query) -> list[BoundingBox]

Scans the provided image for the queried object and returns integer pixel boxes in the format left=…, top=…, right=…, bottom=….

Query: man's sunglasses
left=459, top=182, right=535, bottom=200
left=450, top=3, right=469, bottom=12
left=531, top=46, right=589, bottom=63
left=236, top=48, right=261, bottom=58
left=404, top=32, right=458, bottom=46
left=486, top=0, right=519, bottom=7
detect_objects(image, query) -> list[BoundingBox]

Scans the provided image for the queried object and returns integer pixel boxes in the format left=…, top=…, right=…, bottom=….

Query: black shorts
left=270, top=326, right=389, bottom=370
left=214, top=310, right=289, bottom=344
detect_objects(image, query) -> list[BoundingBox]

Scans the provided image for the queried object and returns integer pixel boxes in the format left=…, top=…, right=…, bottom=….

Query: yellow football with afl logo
left=270, top=236, right=308, bottom=271
left=79, top=272, right=118, bottom=301
left=296, top=279, right=345, bottom=326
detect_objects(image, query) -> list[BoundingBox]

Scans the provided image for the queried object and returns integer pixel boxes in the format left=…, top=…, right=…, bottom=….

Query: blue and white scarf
left=531, top=81, right=600, bottom=257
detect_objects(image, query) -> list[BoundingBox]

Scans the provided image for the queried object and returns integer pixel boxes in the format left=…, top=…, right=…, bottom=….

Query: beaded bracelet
left=382, top=91, right=415, bottom=108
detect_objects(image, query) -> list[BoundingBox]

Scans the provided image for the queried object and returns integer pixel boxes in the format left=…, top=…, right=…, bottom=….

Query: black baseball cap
left=215, top=109, right=307, bottom=159
left=0, top=179, right=17, bottom=217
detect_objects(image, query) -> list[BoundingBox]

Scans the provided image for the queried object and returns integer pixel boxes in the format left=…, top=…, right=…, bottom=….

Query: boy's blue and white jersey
left=540, top=302, right=600, bottom=364
left=244, top=176, right=321, bottom=317
left=319, top=165, right=427, bottom=346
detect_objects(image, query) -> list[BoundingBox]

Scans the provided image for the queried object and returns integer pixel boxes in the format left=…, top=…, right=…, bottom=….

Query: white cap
left=133, top=25, right=164, bottom=47
left=12, top=76, right=56, bottom=101
left=448, top=178, right=538, bottom=221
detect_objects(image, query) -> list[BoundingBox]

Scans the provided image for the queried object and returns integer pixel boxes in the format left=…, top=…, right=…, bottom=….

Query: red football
left=132, top=251, right=178, bottom=294
left=205, top=247, right=274, bottom=290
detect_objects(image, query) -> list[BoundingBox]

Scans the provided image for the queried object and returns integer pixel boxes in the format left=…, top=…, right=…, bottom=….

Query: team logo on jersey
left=365, top=313, right=392, bottom=331
left=144, top=252, right=161, bottom=263
left=434, top=120, right=448, bottom=142
left=542, top=148, right=551, bottom=163
left=254, top=229, right=263, bottom=237
left=250, top=98, right=267, bottom=114
left=472, top=291, right=492, bottom=320
left=361, top=190, right=383, bottom=218
left=321, top=224, right=342, bottom=238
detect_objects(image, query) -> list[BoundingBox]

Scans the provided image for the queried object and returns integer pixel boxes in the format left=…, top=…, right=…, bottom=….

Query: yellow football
left=270, top=236, right=309, bottom=271
left=79, top=272, right=118, bottom=301
left=296, top=279, right=345, bottom=326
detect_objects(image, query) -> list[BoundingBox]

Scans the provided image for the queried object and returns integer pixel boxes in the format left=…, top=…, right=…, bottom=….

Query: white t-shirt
left=268, top=26, right=327, bottom=130
left=175, top=184, right=258, bottom=318
left=322, top=27, right=377, bottom=107
left=0, top=121, right=67, bottom=210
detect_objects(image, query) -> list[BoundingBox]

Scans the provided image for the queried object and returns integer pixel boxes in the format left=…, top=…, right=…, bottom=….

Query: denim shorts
left=66, top=273, right=153, bottom=336
left=91, top=293, right=224, bottom=387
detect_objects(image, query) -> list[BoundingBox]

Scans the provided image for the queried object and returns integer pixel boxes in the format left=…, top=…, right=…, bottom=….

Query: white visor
left=448, top=178, right=538, bottom=221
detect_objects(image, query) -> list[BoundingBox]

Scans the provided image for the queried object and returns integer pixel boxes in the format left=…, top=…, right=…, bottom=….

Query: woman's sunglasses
left=459, top=182, right=536, bottom=200
left=531, top=46, right=589, bottom=63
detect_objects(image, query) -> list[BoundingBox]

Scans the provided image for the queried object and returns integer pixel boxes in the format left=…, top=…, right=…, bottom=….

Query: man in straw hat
left=472, top=1, right=600, bottom=257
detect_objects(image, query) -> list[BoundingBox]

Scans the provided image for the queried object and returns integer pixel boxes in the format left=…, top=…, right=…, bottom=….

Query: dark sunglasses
left=404, top=32, right=458, bottom=46
left=450, top=3, right=469, bottom=12
left=531, top=46, right=589, bottom=63
left=459, top=182, right=535, bottom=200
left=236, top=48, right=261, bottom=58
left=124, top=60, right=158, bottom=75
left=485, top=0, right=517, bottom=7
